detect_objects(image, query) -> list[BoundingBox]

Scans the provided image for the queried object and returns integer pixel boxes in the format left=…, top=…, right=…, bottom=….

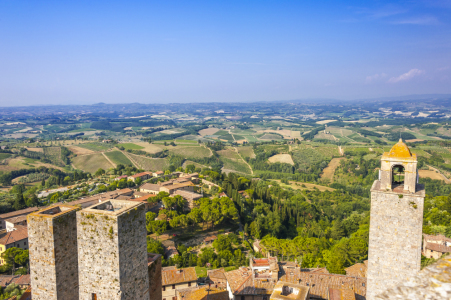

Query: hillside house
left=207, top=268, right=227, bottom=289
left=128, top=171, right=152, bottom=182
left=0, top=227, right=28, bottom=266
left=162, top=267, right=198, bottom=300
left=423, top=234, right=451, bottom=259
left=0, top=207, right=39, bottom=231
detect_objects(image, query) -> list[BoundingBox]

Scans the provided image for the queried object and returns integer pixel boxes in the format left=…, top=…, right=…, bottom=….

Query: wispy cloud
left=388, top=69, right=424, bottom=83
left=391, top=16, right=439, bottom=25
left=437, top=66, right=449, bottom=71
left=365, top=73, right=387, bottom=84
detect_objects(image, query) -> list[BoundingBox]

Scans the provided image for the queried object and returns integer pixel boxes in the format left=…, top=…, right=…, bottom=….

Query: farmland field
left=418, top=169, right=449, bottom=181
left=0, top=153, right=11, bottom=160
left=168, top=146, right=211, bottom=158
left=133, top=142, right=164, bottom=154
left=273, top=180, right=335, bottom=192
left=104, top=151, right=133, bottom=166
left=321, top=157, right=345, bottom=181
left=72, top=153, right=114, bottom=173
left=127, top=153, right=169, bottom=171
left=237, top=146, right=255, bottom=158
left=218, top=149, right=252, bottom=174
left=199, top=128, right=220, bottom=136
left=119, top=143, right=144, bottom=150
left=268, top=154, right=294, bottom=165
left=77, top=143, right=113, bottom=152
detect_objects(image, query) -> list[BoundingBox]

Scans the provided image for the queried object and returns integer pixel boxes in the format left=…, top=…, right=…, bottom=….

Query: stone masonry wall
left=367, top=183, right=425, bottom=300
left=28, top=209, right=79, bottom=300
left=148, top=255, right=162, bottom=300
left=117, top=205, right=149, bottom=300
left=77, top=211, right=122, bottom=300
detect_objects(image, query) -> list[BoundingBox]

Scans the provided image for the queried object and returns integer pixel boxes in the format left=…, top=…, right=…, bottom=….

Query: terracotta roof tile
left=208, top=268, right=226, bottom=280
left=0, top=207, right=39, bottom=220
left=162, top=267, right=198, bottom=286
left=178, top=286, right=229, bottom=300
left=0, top=227, right=28, bottom=246
left=345, top=262, right=367, bottom=278
left=329, top=287, right=356, bottom=300
left=425, top=242, right=451, bottom=253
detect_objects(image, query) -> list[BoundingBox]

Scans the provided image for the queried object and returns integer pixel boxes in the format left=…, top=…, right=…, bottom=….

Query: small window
left=163, top=286, right=166, bottom=291
left=92, top=293, right=97, bottom=300
left=363, top=283, right=365, bottom=287
left=188, top=282, right=191, bottom=287
left=172, top=284, right=175, bottom=289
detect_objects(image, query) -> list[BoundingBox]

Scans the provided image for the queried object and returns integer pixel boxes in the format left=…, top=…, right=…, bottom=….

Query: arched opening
left=392, top=164, right=405, bottom=187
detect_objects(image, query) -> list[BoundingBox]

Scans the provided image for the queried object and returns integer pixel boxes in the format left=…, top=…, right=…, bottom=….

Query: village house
left=327, top=288, right=356, bottom=300
left=162, top=266, right=198, bottom=300
left=423, top=234, right=451, bottom=259
left=140, top=183, right=162, bottom=194
left=128, top=171, right=153, bottom=182
left=164, top=246, right=179, bottom=259
left=0, top=207, right=39, bottom=231
left=4, top=215, right=28, bottom=232
left=153, top=171, right=164, bottom=177
left=0, top=274, right=30, bottom=289
left=207, top=268, right=227, bottom=289
left=345, top=261, right=368, bottom=278
left=160, top=182, right=195, bottom=195
left=0, top=227, right=28, bottom=266
left=114, top=175, right=128, bottom=181
left=204, top=235, right=217, bottom=245
left=224, top=266, right=276, bottom=300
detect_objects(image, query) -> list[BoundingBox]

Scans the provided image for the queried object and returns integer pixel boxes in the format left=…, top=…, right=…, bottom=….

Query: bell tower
left=366, top=139, right=425, bottom=300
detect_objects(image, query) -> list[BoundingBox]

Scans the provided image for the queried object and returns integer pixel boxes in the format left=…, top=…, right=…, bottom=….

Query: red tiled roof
left=425, top=242, right=451, bottom=253
left=208, top=268, right=226, bottom=280
left=345, top=261, right=367, bottom=278
left=329, top=287, right=356, bottom=300
left=423, top=233, right=451, bottom=243
left=0, top=207, right=39, bottom=220
left=130, top=172, right=152, bottom=178
left=280, top=271, right=366, bottom=299
left=178, top=286, right=229, bottom=300
left=204, top=235, right=217, bottom=242
left=0, top=227, right=28, bottom=246
left=4, top=215, right=28, bottom=224
left=224, top=267, right=276, bottom=295
left=162, top=267, right=198, bottom=286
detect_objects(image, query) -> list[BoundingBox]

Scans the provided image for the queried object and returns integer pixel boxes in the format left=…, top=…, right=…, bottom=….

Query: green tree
left=13, top=193, right=26, bottom=211
left=94, top=168, right=105, bottom=177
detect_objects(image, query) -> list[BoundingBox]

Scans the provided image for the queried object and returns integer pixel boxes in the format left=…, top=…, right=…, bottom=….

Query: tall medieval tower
left=367, top=139, right=425, bottom=299
left=28, top=205, right=80, bottom=300
left=77, top=200, right=150, bottom=300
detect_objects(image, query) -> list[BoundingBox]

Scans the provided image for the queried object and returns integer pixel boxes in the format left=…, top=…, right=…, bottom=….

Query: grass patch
left=0, top=153, right=11, bottom=160
left=195, top=266, right=208, bottom=278
left=127, top=153, right=169, bottom=171
left=168, top=146, right=212, bottom=158
left=72, top=153, right=114, bottom=173
left=104, top=151, right=133, bottom=166
left=77, top=143, right=113, bottom=152
left=119, top=143, right=144, bottom=150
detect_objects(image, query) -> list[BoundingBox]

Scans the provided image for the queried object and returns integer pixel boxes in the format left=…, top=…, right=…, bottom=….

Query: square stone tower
left=367, top=139, right=425, bottom=300
left=28, top=205, right=80, bottom=300
left=77, top=199, right=149, bottom=300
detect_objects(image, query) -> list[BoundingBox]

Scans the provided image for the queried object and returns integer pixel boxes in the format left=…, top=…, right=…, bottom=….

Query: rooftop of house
left=82, top=199, right=143, bottom=216
left=208, top=268, right=226, bottom=280
left=4, top=215, right=28, bottom=224
left=344, top=261, right=368, bottom=278
left=132, top=194, right=157, bottom=203
left=0, top=274, right=30, bottom=288
left=279, top=270, right=366, bottom=299
left=204, top=235, right=217, bottom=242
left=177, top=286, right=229, bottom=300
left=162, top=267, right=198, bottom=286
left=161, top=181, right=194, bottom=190
left=382, top=138, right=416, bottom=160
left=140, top=183, right=161, bottom=191
left=328, top=288, right=356, bottom=300
left=270, top=281, right=310, bottom=300
left=225, top=267, right=276, bottom=295
left=425, top=242, right=451, bottom=253
left=130, top=172, right=152, bottom=178
left=423, top=233, right=451, bottom=243
left=0, top=226, right=28, bottom=246
left=0, top=207, right=39, bottom=220
left=147, top=253, right=161, bottom=265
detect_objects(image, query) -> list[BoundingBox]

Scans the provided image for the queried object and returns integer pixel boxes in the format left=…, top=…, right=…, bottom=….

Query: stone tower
left=367, top=139, right=425, bottom=299
left=28, top=205, right=80, bottom=300
left=77, top=199, right=149, bottom=300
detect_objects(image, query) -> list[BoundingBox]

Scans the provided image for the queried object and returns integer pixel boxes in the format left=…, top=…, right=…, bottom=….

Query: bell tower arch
left=367, top=139, right=425, bottom=299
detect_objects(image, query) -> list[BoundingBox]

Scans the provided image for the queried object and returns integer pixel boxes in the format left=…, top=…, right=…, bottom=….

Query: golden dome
left=386, top=139, right=412, bottom=158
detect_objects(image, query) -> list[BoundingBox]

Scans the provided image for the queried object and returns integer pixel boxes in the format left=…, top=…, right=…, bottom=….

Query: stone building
left=28, top=205, right=80, bottom=300
left=367, top=139, right=425, bottom=300
left=162, top=266, right=198, bottom=300
left=0, top=226, right=28, bottom=265
left=77, top=200, right=149, bottom=300
left=147, top=253, right=162, bottom=300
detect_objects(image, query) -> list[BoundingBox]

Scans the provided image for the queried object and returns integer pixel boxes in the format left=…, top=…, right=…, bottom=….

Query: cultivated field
left=168, top=146, right=212, bottom=158
left=237, top=146, right=256, bottom=158
left=72, top=153, right=114, bottom=173
left=68, top=145, right=95, bottom=155
left=133, top=142, right=164, bottom=154
left=119, top=143, right=145, bottom=150
left=274, top=180, right=335, bottom=192
left=268, top=154, right=294, bottom=165
left=419, top=169, right=450, bottom=182
left=127, top=153, right=169, bottom=171
left=199, top=128, right=220, bottom=136
left=321, top=157, right=345, bottom=181
left=104, top=151, right=133, bottom=166
left=76, top=143, right=113, bottom=152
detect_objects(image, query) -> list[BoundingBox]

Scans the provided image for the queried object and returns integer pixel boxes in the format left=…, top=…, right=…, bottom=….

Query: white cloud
left=391, top=16, right=439, bottom=25
left=365, top=73, right=387, bottom=83
left=388, top=69, right=424, bottom=83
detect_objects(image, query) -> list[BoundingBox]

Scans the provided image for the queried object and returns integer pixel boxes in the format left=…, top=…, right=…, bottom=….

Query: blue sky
left=0, top=0, right=450, bottom=105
